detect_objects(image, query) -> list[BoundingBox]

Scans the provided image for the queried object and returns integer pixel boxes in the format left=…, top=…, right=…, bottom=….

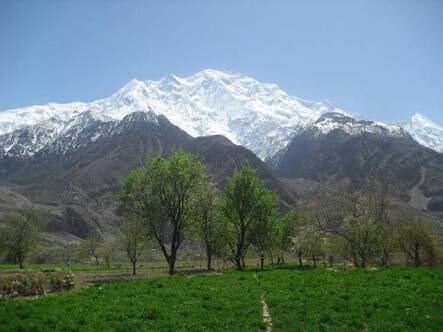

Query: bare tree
left=80, top=235, right=102, bottom=267
left=396, top=219, right=438, bottom=267
left=97, top=242, right=114, bottom=269
left=323, top=235, right=342, bottom=268
left=311, top=179, right=394, bottom=268
left=121, top=215, right=147, bottom=275
left=61, top=241, right=77, bottom=266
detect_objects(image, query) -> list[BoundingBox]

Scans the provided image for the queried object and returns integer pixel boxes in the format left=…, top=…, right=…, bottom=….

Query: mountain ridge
left=0, top=70, right=442, bottom=161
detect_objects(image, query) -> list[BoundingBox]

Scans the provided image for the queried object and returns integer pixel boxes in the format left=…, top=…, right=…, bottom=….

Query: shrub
left=0, top=269, right=75, bottom=300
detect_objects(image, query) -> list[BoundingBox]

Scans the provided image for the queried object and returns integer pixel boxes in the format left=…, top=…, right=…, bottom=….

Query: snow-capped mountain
left=404, top=113, right=443, bottom=153
left=310, top=112, right=407, bottom=137
left=0, top=70, right=340, bottom=159
left=0, top=69, right=442, bottom=160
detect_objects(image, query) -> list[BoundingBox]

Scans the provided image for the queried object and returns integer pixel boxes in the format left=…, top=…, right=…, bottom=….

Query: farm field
left=1, top=267, right=442, bottom=331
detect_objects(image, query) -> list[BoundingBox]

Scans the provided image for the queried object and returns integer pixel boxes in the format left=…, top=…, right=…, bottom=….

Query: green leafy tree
left=1, top=209, right=41, bottom=269
left=249, top=193, right=277, bottom=270
left=189, top=182, right=225, bottom=271
left=221, top=165, right=277, bottom=270
left=119, top=150, right=206, bottom=275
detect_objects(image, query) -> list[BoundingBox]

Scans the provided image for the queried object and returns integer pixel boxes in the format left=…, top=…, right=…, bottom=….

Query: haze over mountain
left=1, top=70, right=442, bottom=162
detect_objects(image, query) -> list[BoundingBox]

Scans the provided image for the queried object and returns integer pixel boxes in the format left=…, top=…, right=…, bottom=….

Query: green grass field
left=1, top=267, right=442, bottom=331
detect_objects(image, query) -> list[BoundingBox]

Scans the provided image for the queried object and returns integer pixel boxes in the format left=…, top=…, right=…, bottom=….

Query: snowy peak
left=310, top=112, right=407, bottom=137
left=1, top=69, right=441, bottom=160
left=0, top=69, right=342, bottom=159
left=404, top=113, right=443, bottom=153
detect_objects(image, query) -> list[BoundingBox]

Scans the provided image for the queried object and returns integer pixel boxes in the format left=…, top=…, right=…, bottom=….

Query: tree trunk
left=241, top=254, right=246, bottom=269
left=414, top=244, right=421, bottom=267
left=168, top=254, right=176, bottom=275
left=19, top=259, right=23, bottom=269
left=329, top=255, right=334, bottom=268
left=260, top=257, right=264, bottom=270
left=95, top=256, right=99, bottom=267
left=360, top=255, right=367, bottom=268
left=234, top=254, right=242, bottom=270
left=352, top=250, right=358, bottom=267
left=206, top=248, right=212, bottom=271
left=381, top=249, right=389, bottom=266
left=297, top=252, right=303, bottom=269
left=132, top=261, right=136, bottom=275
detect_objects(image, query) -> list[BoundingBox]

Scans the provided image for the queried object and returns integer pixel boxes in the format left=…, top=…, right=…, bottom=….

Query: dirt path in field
left=254, top=273, right=272, bottom=331
left=409, top=167, right=431, bottom=210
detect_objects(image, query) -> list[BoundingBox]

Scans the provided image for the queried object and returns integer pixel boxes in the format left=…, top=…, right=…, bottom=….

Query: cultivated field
left=1, top=266, right=442, bottom=331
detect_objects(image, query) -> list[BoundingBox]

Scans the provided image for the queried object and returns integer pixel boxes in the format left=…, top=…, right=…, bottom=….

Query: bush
left=0, top=269, right=75, bottom=300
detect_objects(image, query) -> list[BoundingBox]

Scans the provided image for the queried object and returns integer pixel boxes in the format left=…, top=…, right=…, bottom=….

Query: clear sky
left=1, top=0, right=442, bottom=123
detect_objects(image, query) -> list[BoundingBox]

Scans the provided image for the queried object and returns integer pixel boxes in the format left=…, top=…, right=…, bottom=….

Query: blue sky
left=1, top=0, right=442, bottom=123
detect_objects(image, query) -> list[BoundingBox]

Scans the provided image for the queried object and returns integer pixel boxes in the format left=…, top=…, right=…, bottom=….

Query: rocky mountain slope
left=1, top=70, right=442, bottom=240
left=0, top=111, right=293, bottom=241
left=272, top=112, right=443, bottom=213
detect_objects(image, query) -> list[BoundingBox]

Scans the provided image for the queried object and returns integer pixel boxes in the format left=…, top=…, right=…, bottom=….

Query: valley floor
left=1, top=267, right=442, bottom=331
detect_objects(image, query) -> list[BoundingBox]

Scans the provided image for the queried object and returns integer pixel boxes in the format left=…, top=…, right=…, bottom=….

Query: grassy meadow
left=1, top=266, right=442, bottom=331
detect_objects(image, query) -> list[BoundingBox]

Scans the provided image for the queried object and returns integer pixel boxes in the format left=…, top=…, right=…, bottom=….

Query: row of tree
left=1, top=151, right=440, bottom=273
left=119, top=151, right=441, bottom=275
left=119, top=150, right=278, bottom=274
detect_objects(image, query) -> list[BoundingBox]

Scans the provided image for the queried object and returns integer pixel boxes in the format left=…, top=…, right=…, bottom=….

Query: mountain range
left=1, top=69, right=442, bottom=160
left=0, top=69, right=442, bottom=242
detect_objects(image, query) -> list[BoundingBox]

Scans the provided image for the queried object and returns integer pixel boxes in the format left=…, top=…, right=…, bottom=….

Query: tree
left=281, top=210, right=309, bottom=266
left=303, top=227, right=325, bottom=268
left=80, top=235, right=102, bottom=267
left=189, top=182, right=223, bottom=271
left=364, top=181, right=394, bottom=266
left=61, top=241, right=77, bottom=266
left=312, top=179, right=394, bottom=268
left=220, top=165, right=277, bottom=270
left=249, top=195, right=277, bottom=270
left=121, top=215, right=148, bottom=275
left=0, top=209, right=40, bottom=269
left=396, top=219, right=438, bottom=267
left=323, top=235, right=342, bottom=268
left=97, top=242, right=115, bottom=269
left=119, top=150, right=206, bottom=275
